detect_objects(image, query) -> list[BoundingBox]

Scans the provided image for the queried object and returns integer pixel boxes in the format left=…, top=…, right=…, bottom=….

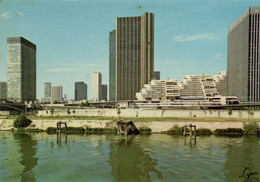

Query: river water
left=0, top=132, right=259, bottom=182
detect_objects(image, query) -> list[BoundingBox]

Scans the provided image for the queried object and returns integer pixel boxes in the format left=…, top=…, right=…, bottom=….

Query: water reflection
left=12, top=132, right=38, bottom=182
left=184, top=136, right=197, bottom=148
left=109, top=135, right=163, bottom=181
left=57, top=133, right=68, bottom=147
left=224, top=136, right=260, bottom=182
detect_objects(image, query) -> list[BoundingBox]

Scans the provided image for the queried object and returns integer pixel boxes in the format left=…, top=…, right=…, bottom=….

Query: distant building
left=214, top=71, right=227, bottom=96
left=109, top=30, right=116, bottom=101
left=44, top=82, right=51, bottom=98
left=0, top=82, right=7, bottom=101
left=75, top=82, right=88, bottom=101
left=92, top=72, right=102, bottom=101
left=102, top=84, right=108, bottom=101
left=136, top=79, right=180, bottom=101
left=115, top=12, right=154, bottom=100
left=154, top=71, right=160, bottom=80
left=51, top=85, right=63, bottom=102
left=228, top=7, right=260, bottom=102
left=7, top=37, right=36, bottom=102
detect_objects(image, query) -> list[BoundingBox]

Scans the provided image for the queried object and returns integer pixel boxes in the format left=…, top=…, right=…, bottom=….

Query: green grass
left=243, top=122, right=259, bottom=135
left=46, top=127, right=85, bottom=133
left=214, top=128, right=244, bottom=135
left=138, top=126, right=152, bottom=133
left=196, top=128, right=212, bottom=135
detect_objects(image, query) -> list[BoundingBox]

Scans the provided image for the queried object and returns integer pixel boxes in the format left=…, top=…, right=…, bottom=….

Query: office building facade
left=115, top=12, right=154, bottom=100
left=109, top=30, right=116, bottom=101
left=7, top=37, right=36, bottom=102
left=44, top=82, right=51, bottom=98
left=92, top=72, right=102, bottom=101
left=102, top=84, right=108, bottom=101
left=154, top=71, right=160, bottom=80
left=0, top=82, right=7, bottom=101
left=75, top=82, right=88, bottom=101
left=228, top=7, right=260, bottom=102
left=51, top=85, right=63, bottom=102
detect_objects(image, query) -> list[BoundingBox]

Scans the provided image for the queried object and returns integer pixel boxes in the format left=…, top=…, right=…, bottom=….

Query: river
left=0, top=132, right=259, bottom=182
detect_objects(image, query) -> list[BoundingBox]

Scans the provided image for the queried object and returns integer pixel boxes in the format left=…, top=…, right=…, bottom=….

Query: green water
left=0, top=132, right=259, bottom=182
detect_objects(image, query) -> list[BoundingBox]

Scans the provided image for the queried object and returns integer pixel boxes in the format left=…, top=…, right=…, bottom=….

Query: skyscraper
left=109, top=30, right=116, bottom=101
left=75, top=82, right=88, bottom=101
left=51, top=85, right=63, bottom=103
left=0, top=82, right=7, bottom=101
left=228, top=7, right=260, bottom=102
left=44, top=82, right=51, bottom=98
left=7, top=37, right=36, bottom=102
left=102, top=84, right=107, bottom=101
left=154, top=71, right=160, bottom=80
left=92, top=72, right=102, bottom=101
left=115, top=12, right=154, bottom=100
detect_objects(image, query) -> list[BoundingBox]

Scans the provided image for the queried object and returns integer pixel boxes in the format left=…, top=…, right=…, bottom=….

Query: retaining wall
left=1, top=119, right=260, bottom=133
left=38, top=108, right=260, bottom=119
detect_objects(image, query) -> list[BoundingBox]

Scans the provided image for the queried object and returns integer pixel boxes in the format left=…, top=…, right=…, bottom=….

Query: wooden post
left=189, top=124, right=192, bottom=137
left=183, top=125, right=186, bottom=136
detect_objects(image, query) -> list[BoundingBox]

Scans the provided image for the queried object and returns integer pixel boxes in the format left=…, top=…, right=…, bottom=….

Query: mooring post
left=194, top=125, right=197, bottom=136
left=183, top=125, right=186, bottom=136
left=189, top=124, right=192, bottom=137
left=65, top=122, right=68, bottom=134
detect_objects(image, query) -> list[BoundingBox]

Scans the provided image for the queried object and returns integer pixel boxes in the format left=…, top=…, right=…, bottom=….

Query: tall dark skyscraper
left=228, top=7, right=260, bottom=102
left=109, top=30, right=116, bottom=101
left=75, top=82, right=88, bottom=101
left=102, top=84, right=108, bottom=101
left=115, top=12, right=154, bottom=100
left=7, top=37, right=36, bottom=102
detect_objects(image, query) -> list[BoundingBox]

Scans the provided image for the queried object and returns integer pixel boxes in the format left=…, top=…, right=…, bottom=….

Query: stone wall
left=1, top=118, right=260, bottom=133
left=38, top=108, right=260, bottom=119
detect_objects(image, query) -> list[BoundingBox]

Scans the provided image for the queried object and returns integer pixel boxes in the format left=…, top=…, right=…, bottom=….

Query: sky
left=0, top=0, right=259, bottom=100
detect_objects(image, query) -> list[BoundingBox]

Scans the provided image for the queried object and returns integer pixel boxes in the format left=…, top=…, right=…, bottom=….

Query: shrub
left=13, top=114, right=32, bottom=128
left=46, top=127, right=85, bottom=133
left=243, top=122, right=259, bottom=135
left=168, top=125, right=189, bottom=134
left=138, top=126, right=152, bottom=132
left=46, top=127, right=56, bottom=133
left=50, top=107, right=54, bottom=115
left=22, top=128, right=44, bottom=132
left=196, top=128, right=212, bottom=135
left=85, top=126, right=104, bottom=132
left=104, top=127, right=117, bottom=132
left=214, top=128, right=243, bottom=135
left=228, top=107, right=232, bottom=116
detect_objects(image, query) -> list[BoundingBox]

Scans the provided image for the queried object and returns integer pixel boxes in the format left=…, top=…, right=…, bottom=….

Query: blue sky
left=0, top=0, right=259, bottom=99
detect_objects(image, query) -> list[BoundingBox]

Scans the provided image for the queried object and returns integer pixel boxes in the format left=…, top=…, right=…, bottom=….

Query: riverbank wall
left=38, top=108, right=260, bottom=119
left=1, top=118, right=260, bottom=133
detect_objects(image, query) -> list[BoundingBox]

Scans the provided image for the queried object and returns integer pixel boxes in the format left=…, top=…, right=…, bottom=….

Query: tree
left=80, top=102, right=84, bottom=109
left=13, top=113, right=32, bottom=128
left=67, top=108, right=71, bottom=115
left=117, top=107, right=121, bottom=119
left=50, top=107, right=54, bottom=115
left=85, top=100, right=89, bottom=107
